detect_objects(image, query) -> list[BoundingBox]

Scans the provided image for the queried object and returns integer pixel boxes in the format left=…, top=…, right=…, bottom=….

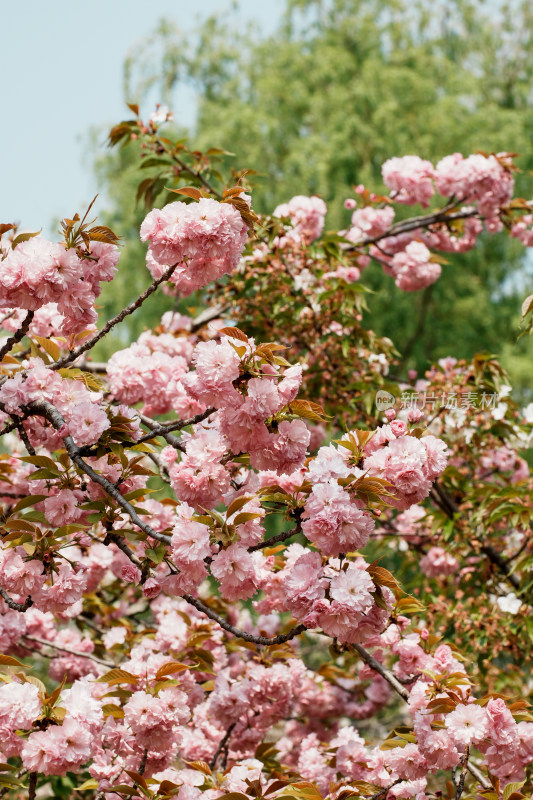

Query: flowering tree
left=0, top=106, right=532, bottom=800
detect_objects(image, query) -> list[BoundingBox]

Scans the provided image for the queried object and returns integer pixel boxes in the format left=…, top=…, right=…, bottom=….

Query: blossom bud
left=142, top=577, right=161, bottom=599
left=121, top=565, right=141, bottom=585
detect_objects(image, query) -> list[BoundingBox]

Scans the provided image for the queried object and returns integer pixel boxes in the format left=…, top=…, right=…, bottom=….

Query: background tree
left=93, top=0, right=533, bottom=390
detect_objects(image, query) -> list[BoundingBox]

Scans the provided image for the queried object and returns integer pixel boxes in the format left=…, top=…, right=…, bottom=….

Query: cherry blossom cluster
left=0, top=239, right=118, bottom=334
left=141, top=197, right=250, bottom=295
left=263, top=151, right=531, bottom=296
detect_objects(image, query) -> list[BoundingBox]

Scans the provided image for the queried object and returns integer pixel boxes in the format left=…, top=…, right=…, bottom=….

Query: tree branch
left=0, top=587, right=33, bottom=612
left=209, top=722, right=236, bottom=770
left=182, top=593, right=307, bottom=645
left=24, top=400, right=171, bottom=546
left=51, top=262, right=178, bottom=370
left=0, top=310, right=34, bottom=362
left=137, top=408, right=216, bottom=444
left=21, top=634, right=113, bottom=668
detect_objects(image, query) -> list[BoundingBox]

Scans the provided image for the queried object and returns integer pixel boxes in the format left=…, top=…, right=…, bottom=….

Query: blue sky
left=2, top=1, right=285, bottom=235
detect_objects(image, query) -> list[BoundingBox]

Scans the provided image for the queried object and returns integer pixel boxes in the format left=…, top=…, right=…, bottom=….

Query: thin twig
left=137, top=408, right=215, bottom=444
left=248, top=528, right=302, bottom=551
left=432, top=482, right=521, bottom=590
left=28, top=772, right=37, bottom=800
left=139, top=747, right=148, bottom=776
left=21, top=634, right=113, bottom=667
left=103, top=531, right=143, bottom=567
left=182, top=593, right=306, bottom=645
left=11, top=418, right=36, bottom=455
left=350, top=643, right=409, bottom=700
left=51, top=262, right=178, bottom=370
left=209, top=722, right=236, bottom=770
left=481, top=544, right=520, bottom=590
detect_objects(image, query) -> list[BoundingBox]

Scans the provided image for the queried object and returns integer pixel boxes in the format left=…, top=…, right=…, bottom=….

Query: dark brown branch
left=182, top=593, right=306, bottom=645
left=137, top=408, right=216, bottom=444
left=154, top=136, right=222, bottom=200
left=481, top=544, right=520, bottom=590
left=431, top=481, right=520, bottom=590
left=350, top=643, right=410, bottom=700
left=103, top=531, right=142, bottom=567
left=349, top=205, right=477, bottom=251
left=0, top=587, right=33, bottom=612
left=51, top=262, right=178, bottom=370
left=0, top=418, right=20, bottom=437
left=11, top=418, right=36, bottom=456
left=0, top=310, right=34, bottom=362
left=248, top=527, right=302, bottom=552
left=136, top=413, right=185, bottom=450
left=209, top=722, right=236, bottom=770
left=28, top=772, right=37, bottom=800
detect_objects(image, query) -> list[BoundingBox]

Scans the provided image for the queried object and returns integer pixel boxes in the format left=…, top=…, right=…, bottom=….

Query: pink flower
left=141, top=198, right=249, bottom=295
left=390, top=419, right=407, bottom=436
left=171, top=518, right=212, bottom=564
left=283, top=551, right=327, bottom=616
left=68, top=402, right=110, bottom=446
left=143, top=577, right=162, bottom=598
left=273, top=195, right=327, bottom=243
left=420, top=547, right=458, bottom=578
left=43, top=488, right=82, bottom=526
left=121, top=564, right=141, bottom=584
left=210, top=544, right=259, bottom=601
left=21, top=718, right=92, bottom=775
left=445, top=703, right=489, bottom=746
left=382, top=156, right=435, bottom=206
left=390, top=241, right=441, bottom=292
left=0, top=681, right=41, bottom=730
left=329, top=565, right=375, bottom=614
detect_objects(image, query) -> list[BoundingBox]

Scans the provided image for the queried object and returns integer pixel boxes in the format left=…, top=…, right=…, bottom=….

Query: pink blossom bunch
left=107, top=340, right=191, bottom=416
left=388, top=240, right=442, bottom=291
left=273, top=195, right=327, bottom=243
left=0, top=357, right=111, bottom=447
left=0, top=239, right=118, bottom=332
left=382, top=155, right=435, bottom=206
left=422, top=215, right=483, bottom=253
left=365, top=430, right=448, bottom=509
left=419, top=546, right=459, bottom=578
left=0, top=302, right=96, bottom=344
left=141, top=198, right=249, bottom=295
left=168, top=426, right=231, bottom=509
left=343, top=205, right=395, bottom=243
left=511, top=213, right=533, bottom=247
left=434, top=152, right=514, bottom=217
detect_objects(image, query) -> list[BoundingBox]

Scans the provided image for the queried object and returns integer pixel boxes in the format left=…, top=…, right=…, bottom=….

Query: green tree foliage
left=94, top=0, right=533, bottom=387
